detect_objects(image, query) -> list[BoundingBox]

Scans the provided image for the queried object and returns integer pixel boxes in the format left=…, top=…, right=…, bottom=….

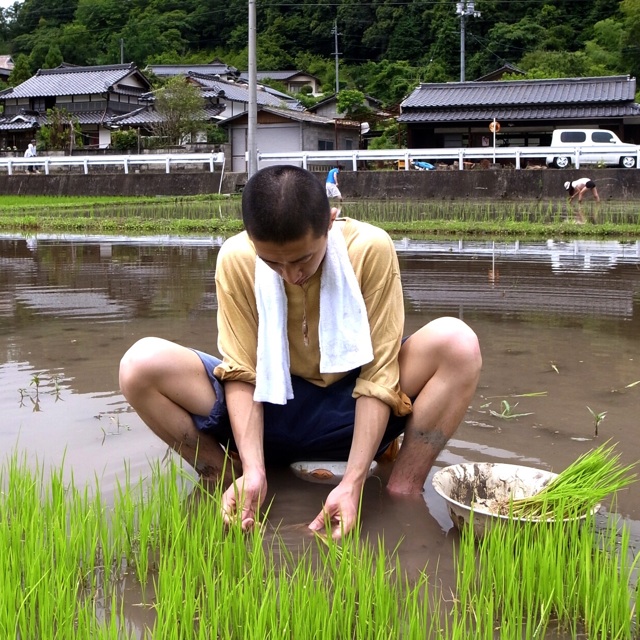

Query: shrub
left=111, top=129, right=139, bottom=151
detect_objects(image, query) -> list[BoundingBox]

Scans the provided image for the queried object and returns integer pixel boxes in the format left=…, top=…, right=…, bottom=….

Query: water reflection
left=1, top=233, right=639, bottom=523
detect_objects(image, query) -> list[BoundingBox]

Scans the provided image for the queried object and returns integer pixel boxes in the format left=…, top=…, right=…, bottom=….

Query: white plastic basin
left=432, top=462, right=599, bottom=537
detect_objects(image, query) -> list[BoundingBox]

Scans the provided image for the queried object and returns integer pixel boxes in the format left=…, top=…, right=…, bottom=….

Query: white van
left=546, top=129, right=639, bottom=169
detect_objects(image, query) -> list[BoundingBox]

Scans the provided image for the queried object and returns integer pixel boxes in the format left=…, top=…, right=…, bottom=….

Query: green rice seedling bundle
left=508, top=441, right=636, bottom=520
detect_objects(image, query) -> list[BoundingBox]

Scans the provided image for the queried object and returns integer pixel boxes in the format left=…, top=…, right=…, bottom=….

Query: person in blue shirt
left=325, top=164, right=343, bottom=202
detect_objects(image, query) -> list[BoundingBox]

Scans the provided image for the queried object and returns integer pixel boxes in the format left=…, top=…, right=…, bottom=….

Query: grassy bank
left=0, top=195, right=638, bottom=238
left=2, top=453, right=638, bottom=638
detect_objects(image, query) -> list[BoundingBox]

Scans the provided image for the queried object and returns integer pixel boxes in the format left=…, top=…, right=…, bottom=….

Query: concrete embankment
left=0, top=168, right=638, bottom=200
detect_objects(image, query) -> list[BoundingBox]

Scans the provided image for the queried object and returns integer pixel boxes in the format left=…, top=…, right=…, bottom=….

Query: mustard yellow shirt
left=213, top=217, right=411, bottom=417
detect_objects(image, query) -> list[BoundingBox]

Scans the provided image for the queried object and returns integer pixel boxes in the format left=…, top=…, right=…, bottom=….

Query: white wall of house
left=257, top=124, right=300, bottom=168
left=231, top=126, right=247, bottom=172
left=313, top=102, right=339, bottom=119
left=229, top=121, right=360, bottom=171
left=230, top=122, right=300, bottom=171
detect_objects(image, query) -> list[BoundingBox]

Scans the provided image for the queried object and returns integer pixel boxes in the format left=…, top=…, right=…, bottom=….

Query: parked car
left=545, top=129, right=639, bottom=169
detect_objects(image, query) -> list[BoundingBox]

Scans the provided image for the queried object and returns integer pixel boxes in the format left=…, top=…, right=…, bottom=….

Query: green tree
left=582, top=18, right=626, bottom=75
left=38, top=107, right=82, bottom=152
left=336, top=89, right=368, bottom=119
left=7, top=53, right=32, bottom=85
left=151, top=76, right=206, bottom=146
left=110, top=129, right=138, bottom=151
left=516, top=50, right=589, bottom=79
left=27, top=30, right=57, bottom=71
left=57, top=23, right=101, bottom=66
left=368, top=120, right=404, bottom=149
left=350, top=60, right=420, bottom=107
left=621, top=0, right=640, bottom=78
left=43, top=43, right=62, bottom=68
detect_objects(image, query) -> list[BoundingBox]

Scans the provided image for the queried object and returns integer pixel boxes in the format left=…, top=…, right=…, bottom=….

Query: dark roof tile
left=401, top=75, right=636, bottom=110
left=3, top=64, right=150, bottom=99
left=398, top=103, right=640, bottom=123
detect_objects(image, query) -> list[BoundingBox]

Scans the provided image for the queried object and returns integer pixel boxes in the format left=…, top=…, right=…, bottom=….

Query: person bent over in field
left=119, top=165, right=482, bottom=539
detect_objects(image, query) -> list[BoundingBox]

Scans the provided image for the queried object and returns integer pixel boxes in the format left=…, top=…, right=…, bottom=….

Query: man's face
left=251, top=208, right=337, bottom=286
left=253, top=230, right=329, bottom=286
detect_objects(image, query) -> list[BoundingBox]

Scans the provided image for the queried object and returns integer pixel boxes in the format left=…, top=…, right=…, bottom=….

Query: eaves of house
left=398, top=75, right=640, bottom=123
left=106, top=104, right=226, bottom=127
left=218, top=104, right=356, bottom=128
left=0, top=114, right=41, bottom=131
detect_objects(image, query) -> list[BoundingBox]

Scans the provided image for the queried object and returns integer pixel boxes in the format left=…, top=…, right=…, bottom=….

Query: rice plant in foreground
left=453, top=504, right=640, bottom=639
left=0, top=453, right=442, bottom=639
left=1, top=449, right=639, bottom=639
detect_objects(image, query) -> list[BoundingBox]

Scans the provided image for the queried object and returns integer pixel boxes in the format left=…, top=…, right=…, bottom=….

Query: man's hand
left=221, top=470, right=267, bottom=531
left=308, top=481, right=361, bottom=540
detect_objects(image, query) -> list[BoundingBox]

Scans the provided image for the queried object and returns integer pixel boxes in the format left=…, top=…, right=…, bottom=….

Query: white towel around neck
left=254, top=223, right=373, bottom=405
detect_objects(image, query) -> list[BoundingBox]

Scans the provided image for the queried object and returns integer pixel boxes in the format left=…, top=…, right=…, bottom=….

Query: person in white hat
left=565, top=178, right=600, bottom=203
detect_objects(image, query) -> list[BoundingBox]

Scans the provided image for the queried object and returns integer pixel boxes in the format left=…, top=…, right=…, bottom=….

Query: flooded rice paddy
left=1, top=229, right=640, bottom=630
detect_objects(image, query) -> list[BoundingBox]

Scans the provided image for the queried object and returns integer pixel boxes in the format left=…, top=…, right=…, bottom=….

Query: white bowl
left=432, top=462, right=599, bottom=537
left=290, top=460, right=378, bottom=485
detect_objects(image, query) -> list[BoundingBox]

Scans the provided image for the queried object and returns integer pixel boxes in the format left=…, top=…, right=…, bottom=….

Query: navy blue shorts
left=191, top=350, right=409, bottom=466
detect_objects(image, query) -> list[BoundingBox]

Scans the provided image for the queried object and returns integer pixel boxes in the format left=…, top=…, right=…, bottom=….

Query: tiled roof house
left=237, top=70, right=322, bottom=95
left=219, top=105, right=360, bottom=172
left=399, top=75, right=640, bottom=149
left=145, top=59, right=241, bottom=82
left=108, top=73, right=301, bottom=131
left=185, top=72, right=303, bottom=113
left=0, top=63, right=152, bottom=149
left=0, top=55, right=14, bottom=82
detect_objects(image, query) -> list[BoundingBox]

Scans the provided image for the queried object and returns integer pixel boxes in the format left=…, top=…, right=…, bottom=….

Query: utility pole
left=456, top=1, right=480, bottom=82
left=247, top=0, right=258, bottom=178
left=120, top=38, right=124, bottom=64
left=331, top=19, right=340, bottom=95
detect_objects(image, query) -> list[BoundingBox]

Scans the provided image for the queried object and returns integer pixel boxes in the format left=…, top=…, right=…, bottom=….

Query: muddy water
left=1, top=234, right=639, bottom=601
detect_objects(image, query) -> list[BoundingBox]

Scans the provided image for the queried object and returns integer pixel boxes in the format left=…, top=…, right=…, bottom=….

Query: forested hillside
left=1, top=0, right=639, bottom=106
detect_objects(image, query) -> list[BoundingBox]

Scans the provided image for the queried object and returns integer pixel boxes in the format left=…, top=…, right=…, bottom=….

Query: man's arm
left=309, top=395, right=390, bottom=539
left=220, top=380, right=267, bottom=531
left=308, top=224, right=409, bottom=539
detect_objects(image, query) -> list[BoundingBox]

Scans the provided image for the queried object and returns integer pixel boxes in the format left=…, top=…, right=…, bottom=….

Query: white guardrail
left=1, top=147, right=638, bottom=177
left=0, top=151, right=227, bottom=190
left=257, top=145, right=640, bottom=171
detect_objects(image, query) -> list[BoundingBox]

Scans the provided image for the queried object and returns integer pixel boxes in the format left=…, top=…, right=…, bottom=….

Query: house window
left=318, top=139, right=334, bottom=150
left=289, top=81, right=309, bottom=94
left=32, top=97, right=55, bottom=111
left=344, top=139, right=353, bottom=150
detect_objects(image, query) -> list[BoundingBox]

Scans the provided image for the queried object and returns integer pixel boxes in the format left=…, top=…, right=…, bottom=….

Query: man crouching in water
left=119, top=165, right=482, bottom=539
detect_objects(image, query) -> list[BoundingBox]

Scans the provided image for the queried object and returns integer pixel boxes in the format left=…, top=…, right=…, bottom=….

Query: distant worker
left=565, top=178, right=600, bottom=203
left=325, top=164, right=343, bottom=202
left=24, top=139, right=39, bottom=174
